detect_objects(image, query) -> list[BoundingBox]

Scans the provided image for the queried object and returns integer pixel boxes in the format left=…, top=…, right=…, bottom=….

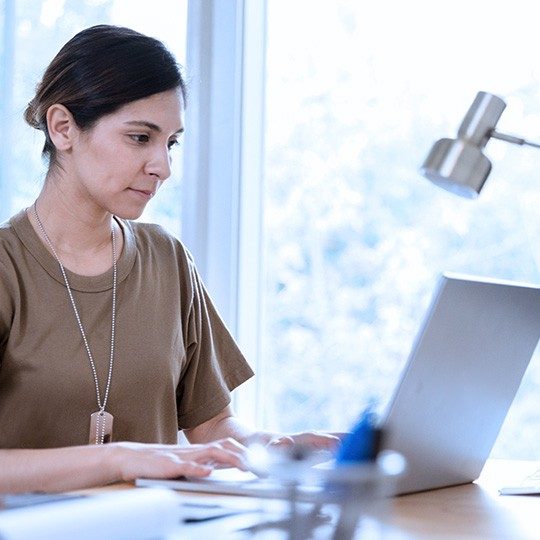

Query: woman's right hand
left=110, top=438, right=249, bottom=482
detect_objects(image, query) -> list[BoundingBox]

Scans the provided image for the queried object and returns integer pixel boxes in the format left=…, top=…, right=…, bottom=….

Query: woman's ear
left=46, top=104, right=78, bottom=151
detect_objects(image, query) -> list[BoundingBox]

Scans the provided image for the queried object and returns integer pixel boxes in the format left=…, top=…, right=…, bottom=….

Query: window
left=259, top=0, right=540, bottom=458
left=0, top=0, right=187, bottom=234
left=4, top=0, right=539, bottom=460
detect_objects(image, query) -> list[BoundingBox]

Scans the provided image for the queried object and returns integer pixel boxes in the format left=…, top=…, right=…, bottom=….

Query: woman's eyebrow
left=124, top=120, right=184, bottom=134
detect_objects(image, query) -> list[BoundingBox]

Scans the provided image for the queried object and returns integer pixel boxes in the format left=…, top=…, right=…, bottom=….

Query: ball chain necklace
left=32, top=202, right=117, bottom=445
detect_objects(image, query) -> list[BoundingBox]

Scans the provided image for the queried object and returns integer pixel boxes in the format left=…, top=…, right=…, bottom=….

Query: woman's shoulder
left=124, top=220, right=195, bottom=266
left=0, top=222, right=14, bottom=270
left=0, top=211, right=26, bottom=256
left=125, top=219, right=184, bottom=249
left=0, top=214, right=26, bottom=287
left=0, top=220, right=15, bottom=243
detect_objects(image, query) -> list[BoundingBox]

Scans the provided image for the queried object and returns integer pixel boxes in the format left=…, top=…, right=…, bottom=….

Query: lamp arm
left=490, top=129, right=540, bottom=149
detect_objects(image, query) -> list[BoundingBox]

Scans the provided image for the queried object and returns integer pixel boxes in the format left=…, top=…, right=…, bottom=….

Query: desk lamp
left=420, top=91, right=540, bottom=198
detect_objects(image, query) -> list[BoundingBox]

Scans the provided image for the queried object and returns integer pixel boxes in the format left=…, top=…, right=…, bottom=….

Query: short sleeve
left=0, top=260, right=14, bottom=366
left=175, top=256, right=254, bottom=429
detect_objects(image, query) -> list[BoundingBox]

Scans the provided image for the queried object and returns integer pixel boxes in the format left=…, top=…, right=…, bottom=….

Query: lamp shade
left=420, top=138, right=491, bottom=199
left=420, top=92, right=506, bottom=198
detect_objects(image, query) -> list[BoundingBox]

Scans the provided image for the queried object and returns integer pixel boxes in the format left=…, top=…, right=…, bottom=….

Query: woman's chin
left=113, top=205, right=146, bottom=221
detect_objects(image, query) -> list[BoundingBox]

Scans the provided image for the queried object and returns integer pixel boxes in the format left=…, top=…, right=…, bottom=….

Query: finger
left=291, top=432, right=341, bottom=448
left=175, top=461, right=213, bottom=478
left=172, top=438, right=247, bottom=458
left=207, top=446, right=249, bottom=470
left=327, top=432, right=349, bottom=441
left=213, top=437, right=248, bottom=454
left=268, top=436, right=295, bottom=448
left=124, top=454, right=212, bottom=481
left=201, top=439, right=249, bottom=468
left=188, top=446, right=249, bottom=471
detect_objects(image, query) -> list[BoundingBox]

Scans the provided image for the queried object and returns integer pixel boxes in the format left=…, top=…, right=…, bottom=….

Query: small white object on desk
left=499, top=468, right=540, bottom=496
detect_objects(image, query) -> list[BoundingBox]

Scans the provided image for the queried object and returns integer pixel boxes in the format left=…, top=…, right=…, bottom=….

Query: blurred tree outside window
left=261, top=0, right=540, bottom=459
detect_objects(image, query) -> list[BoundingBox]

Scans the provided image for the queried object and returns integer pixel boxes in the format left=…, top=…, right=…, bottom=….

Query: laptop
left=137, top=273, right=540, bottom=497
left=383, top=272, right=540, bottom=494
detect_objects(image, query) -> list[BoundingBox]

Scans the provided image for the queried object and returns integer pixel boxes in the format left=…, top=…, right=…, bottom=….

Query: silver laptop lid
left=383, top=273, right=540, bottom=494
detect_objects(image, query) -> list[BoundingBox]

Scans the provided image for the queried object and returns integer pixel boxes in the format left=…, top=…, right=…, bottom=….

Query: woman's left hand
left=266, top=431, right=342, bottom=451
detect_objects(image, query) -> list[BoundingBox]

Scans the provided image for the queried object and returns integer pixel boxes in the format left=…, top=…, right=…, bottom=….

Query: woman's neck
left=28, top=177, right=124, bottom=276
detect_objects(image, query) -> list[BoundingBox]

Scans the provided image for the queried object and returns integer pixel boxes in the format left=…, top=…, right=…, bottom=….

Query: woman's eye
left=130, top=134, right=150, bottom=144
left=167, top=139, right=179, bottom=150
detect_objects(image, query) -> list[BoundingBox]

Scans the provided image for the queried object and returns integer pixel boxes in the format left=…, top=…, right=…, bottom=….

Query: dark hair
left=24, top=25, right=186, bottom=166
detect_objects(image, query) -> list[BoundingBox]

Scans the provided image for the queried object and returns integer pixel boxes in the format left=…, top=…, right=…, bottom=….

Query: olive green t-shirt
left=0, top=210, right=254, bottom=448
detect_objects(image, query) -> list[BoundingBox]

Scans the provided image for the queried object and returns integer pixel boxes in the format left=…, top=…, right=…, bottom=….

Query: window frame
left=0, top=0, right=16, bottom=223
left=183, top=0, right=267, bottom=425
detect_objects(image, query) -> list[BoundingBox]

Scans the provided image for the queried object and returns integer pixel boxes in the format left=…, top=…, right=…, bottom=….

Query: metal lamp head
left=421, top=138, right=492, bottom=199
left=420, top=92, right=506, bottom=198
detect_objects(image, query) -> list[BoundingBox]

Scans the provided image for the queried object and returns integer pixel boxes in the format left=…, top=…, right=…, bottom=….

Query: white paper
left=0, top=488, right=181, bottom=540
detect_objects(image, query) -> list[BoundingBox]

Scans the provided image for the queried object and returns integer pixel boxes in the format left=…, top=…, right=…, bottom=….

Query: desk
left=88, top=460, right=540, bottom=539
left=385, top=460, right=539, bottom=539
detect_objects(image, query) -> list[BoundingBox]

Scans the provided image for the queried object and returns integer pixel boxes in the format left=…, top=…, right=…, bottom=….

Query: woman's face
left=67, top=89, right=184, bottom=220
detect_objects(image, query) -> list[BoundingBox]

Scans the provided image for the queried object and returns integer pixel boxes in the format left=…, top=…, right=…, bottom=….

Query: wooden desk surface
left=85, top=459, right=540, bottom=539
left=382, top=459, right=539, bottom=539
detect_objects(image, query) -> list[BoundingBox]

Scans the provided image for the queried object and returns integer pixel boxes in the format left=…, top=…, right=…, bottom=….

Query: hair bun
left=24, top=99, right=42, bottom=130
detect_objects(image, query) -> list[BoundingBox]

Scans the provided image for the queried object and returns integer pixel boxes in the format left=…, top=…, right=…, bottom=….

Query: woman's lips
left=128, top=188, right=155, bottom=200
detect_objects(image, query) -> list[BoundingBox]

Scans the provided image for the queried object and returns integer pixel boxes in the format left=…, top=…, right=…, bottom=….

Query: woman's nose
left=145, top=146, right=172, bottom=180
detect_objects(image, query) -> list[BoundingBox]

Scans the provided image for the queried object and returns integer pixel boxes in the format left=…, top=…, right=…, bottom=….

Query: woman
left=0, top=25, right=338, bottom=493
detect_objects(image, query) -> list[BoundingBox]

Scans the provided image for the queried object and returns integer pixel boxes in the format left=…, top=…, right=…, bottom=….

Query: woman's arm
left=184, top=405, right=342, bottom=449
left=0, top=438, right=248, bottom=494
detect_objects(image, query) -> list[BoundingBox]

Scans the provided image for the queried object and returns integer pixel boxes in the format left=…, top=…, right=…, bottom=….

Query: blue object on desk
left=336, top=408, right=382, bottom=464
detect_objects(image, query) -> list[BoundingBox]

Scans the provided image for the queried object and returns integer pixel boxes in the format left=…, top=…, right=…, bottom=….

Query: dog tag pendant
left=89, top=411, right=114, bottom=444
